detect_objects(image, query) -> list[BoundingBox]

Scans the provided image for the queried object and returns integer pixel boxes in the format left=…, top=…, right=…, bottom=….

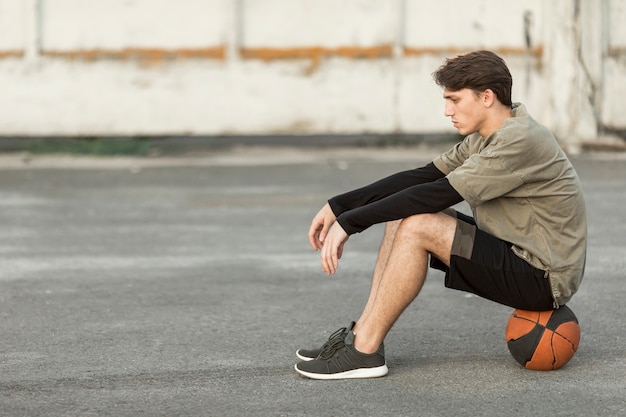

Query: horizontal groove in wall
left=0, top=45, right=544, bottom=62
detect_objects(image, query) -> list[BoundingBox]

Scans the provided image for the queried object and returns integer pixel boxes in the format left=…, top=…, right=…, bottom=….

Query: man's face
left=443, top=88, right=486, bottom=136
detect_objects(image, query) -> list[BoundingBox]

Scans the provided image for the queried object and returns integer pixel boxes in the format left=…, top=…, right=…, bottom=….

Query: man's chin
left=456, top=127, right=476, bottom=136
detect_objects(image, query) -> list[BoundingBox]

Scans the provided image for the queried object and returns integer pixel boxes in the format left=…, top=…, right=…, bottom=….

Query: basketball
left=505, top=305, right=580, bottom=371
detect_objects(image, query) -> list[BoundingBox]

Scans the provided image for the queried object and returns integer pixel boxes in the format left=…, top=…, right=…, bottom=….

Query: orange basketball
left=505, top=305, right=580, bottom=371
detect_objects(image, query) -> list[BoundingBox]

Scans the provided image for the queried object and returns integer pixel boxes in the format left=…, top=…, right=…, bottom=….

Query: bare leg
left=353, top=220, right=401, bottom=332
left=353, top=212, right=457, bottom=353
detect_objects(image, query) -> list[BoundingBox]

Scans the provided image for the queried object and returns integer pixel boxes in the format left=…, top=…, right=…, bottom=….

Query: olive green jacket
left=434, top=103, right=587, bottom=307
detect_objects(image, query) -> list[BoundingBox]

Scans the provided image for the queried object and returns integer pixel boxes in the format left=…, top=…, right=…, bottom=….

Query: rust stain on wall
left=239, top=45, right=394, bottom=61
left=403, top=45, right=544, bottom=58
left=0, top=50, right=25, bottom=59
left=40, top=46, right=227, bottom=61
left=239, top=45, right=394, bottom=74
left=608, top=47, right=626, bottom=58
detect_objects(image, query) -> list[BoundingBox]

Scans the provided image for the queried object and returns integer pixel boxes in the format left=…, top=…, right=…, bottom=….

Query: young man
left=294, top=50, right=587, bottom=380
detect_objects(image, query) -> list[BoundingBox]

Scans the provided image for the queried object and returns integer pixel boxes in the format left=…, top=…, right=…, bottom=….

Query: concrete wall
left=0, top=0, right=624, bottom=149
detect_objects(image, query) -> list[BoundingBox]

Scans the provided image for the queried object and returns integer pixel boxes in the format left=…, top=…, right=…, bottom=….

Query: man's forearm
left=336, top=178, right=463, bottom=235
left=328, top=162, right=445, bottom=216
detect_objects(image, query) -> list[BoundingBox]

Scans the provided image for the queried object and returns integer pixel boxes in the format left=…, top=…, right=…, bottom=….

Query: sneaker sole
left=295, top=351, right=315, bottom=362
left=294, top=363, right=388, bottom=380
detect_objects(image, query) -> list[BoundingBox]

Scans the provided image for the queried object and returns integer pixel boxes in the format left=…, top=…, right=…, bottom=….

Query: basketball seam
left=511, top=314, right=539, bottom=325
left=549, top=332, right=558, bottom=370
left=553, top=329, right=578, bottom=350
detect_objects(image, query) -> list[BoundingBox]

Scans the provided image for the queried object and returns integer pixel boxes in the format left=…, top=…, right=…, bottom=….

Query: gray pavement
left=0, top=146, right=624, bottom=416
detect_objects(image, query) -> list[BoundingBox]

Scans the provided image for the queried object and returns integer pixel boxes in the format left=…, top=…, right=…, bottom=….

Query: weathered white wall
left=603, top=0, right=626, bottom=130
left=40, top=0, right=230, bottom=50
left=0, top=0, right=624, bottom=148
left=0, top=0, right=24, bottom=51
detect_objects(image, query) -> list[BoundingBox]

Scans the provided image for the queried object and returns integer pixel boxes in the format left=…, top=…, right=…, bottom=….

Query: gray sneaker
left=294, top=331, right=388, bottom=380
left=295, top=321, right=355, bottom=361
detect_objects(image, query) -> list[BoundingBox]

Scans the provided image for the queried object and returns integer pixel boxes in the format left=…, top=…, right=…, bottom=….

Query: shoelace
left=317, top=327, right=348, bottom=360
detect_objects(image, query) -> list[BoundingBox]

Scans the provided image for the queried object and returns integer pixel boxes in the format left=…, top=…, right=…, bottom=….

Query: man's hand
left=320, top=222, right=349, bottom=275
left=308, top=203, right=337, bottom=251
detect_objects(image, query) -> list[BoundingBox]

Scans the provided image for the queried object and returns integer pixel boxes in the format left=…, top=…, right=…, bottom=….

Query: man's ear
left=482, top=89, right=496, bottom=107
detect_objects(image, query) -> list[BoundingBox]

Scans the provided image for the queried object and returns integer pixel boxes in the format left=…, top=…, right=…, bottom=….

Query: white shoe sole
left=294, top=363, right=388, bottom=380
left=295, top=350, right=315, bottom=362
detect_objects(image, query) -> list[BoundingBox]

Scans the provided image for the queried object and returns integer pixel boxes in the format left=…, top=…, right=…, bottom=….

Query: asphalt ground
left=0, top=146, right=624, bottom=416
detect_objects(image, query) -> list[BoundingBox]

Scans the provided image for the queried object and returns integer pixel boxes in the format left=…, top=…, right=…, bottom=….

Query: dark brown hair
left=432, top=50, right=513, bottom=106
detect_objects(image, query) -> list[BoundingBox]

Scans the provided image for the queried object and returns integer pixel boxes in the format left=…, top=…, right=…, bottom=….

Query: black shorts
left=430, top=211, right=554, bottom=311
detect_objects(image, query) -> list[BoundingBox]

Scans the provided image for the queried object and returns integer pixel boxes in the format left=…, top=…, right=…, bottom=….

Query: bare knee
left=397, top=213, right=443, bottom=237
left=395, top=213, right=456, bottom=258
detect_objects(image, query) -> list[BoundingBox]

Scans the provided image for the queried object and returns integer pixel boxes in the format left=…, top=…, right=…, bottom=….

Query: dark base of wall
left=0, top=134, right=462, bottom=156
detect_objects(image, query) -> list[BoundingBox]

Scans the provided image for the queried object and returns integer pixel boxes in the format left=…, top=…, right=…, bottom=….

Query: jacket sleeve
left=335, top=177, right=463, bottom=235
left=328, top=162, right=445, bottom=216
